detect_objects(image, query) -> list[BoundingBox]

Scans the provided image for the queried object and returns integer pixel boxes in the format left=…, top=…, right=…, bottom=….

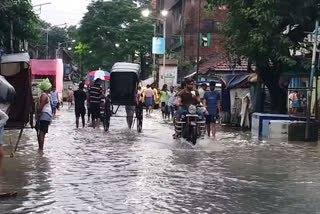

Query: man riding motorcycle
left=174, top=78, right=205, bottom=141
left=175, top=78, right=204, bottom=119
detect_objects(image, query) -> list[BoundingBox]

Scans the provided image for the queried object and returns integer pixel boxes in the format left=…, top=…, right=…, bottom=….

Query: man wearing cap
left=203, top=81, right=221, bottom=137
left=36, top=79, right=53, bottom=150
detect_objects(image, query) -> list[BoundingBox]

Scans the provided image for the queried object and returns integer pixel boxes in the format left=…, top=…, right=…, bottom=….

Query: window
left=203, top=19, right=215, bottom=32
left=184, top=23, right=191, bottom=32
left=199, top=33, right=211, bottom=47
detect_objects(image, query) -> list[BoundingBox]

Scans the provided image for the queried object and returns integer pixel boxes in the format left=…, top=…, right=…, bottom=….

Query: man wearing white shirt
left=166, top=86, right=176, bottom=120
left=50, top=87, right=59, bottom=116
left=198, top=83, right=207, bottom=102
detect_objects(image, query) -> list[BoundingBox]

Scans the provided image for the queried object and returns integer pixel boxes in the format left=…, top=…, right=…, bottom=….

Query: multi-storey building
left=155, top=0, right=249, bottom=80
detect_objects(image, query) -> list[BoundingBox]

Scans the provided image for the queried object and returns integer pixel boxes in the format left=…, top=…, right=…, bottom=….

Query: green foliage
left=75, top=0, right=153, bottom=75
left=207, top=0, right=318, bottom=113
left=204, top=3, right=215, bottom=17
left=29, top=20, right=72, bottom=59
left=0, top=0, right=39, bottom=53
left=74, top=42, right=89, bottom=54
left=206, top=0, right=318, bottom=69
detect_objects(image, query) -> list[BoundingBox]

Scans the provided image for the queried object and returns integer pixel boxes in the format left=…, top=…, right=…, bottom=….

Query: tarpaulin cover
left=221, top=74, right=250, bottom=89
left=31, top=59, right=63, bottom=97
left=2, top=64, right=32, bottom=128
left=110, top=72, right=138, bottom=106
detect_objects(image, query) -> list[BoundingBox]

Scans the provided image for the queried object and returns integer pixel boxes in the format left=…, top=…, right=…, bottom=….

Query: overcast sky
left=31, top=0, right=90, bottom=26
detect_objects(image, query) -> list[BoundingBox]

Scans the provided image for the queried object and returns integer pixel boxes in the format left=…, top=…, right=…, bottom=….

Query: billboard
left=152, top=37, right=165, bottom=54
left=159, top=65, right=178, bottom=89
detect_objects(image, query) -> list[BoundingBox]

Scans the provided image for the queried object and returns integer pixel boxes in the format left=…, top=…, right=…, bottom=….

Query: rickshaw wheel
left=137, top=118, right=142, bottom=132
left=104, top=98, right=111, bottom=132
left=136, top=102, right=143, bottom=133
left=104, top=111, right=110, bottom=132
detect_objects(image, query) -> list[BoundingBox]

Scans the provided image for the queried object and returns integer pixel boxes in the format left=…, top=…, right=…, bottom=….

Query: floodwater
left=1, top=106, right=320, bottom=214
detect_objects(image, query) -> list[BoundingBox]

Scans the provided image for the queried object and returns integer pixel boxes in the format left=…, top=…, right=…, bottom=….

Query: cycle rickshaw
left=103, top=62, right=143, bottom=132
left=0, top=53, right=33, bottom=156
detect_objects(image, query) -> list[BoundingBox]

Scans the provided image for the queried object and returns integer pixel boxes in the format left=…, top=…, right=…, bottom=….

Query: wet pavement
left=1, top=106, right=320, bottom=213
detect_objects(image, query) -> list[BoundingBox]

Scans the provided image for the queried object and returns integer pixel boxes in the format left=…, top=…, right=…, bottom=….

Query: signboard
left=152, top=37, right=165, bottom=54
left=159, top=65, right=178, bottom=89
left=164, top=69, right=176, bottom=86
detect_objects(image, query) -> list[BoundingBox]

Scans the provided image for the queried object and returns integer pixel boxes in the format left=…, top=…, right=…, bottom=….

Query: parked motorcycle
left=174, top=105, right=206, bottom=145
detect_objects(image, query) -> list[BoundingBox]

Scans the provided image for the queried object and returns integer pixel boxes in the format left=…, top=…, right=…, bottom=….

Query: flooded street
left=1, top=107, right=320, bottom=213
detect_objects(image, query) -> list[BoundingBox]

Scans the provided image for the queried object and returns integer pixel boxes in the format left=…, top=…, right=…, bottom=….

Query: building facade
left=156, top=0, right=227, bottom=62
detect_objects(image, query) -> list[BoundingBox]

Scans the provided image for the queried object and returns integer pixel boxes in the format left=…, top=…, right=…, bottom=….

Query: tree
left=0, top=0, right=39, bottom=53
left=75, top=0, right=153, bottom=76
left=29, top=21, right=72, bottom=59
left=207, top=0, right=319, bottom=113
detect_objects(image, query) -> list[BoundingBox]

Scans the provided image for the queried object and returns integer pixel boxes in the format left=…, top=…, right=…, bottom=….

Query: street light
left=141, top=8, right=168, bottom=87
left=56, top=39, right=76, bottom=58
left=44, top=23, right=67, bottom=58
left=142, top=9, right=150, bottom=17
left=161, top=10, right=168, bottom=17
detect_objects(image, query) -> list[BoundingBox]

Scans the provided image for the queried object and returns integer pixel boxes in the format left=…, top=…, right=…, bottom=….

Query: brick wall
left=162, top=0, right=227, bottom=61
left=182, top=0, right=227, bottom=61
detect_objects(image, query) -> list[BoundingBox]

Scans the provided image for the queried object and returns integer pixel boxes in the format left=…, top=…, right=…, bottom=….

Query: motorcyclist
left=175, top=78, right=204, bottom=120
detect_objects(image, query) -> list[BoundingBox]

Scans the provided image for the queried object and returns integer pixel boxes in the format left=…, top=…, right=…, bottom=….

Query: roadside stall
left=31, top=59, right=64, bottom=99
left=220, top=73, right=252, bottom=127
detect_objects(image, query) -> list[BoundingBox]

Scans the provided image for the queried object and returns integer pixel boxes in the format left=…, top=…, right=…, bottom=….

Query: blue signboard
left=152, top=37, right=165, bottom=54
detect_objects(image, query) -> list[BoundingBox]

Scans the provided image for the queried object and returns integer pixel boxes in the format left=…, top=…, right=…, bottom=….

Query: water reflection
left=1, top=107, right=320, bottom=213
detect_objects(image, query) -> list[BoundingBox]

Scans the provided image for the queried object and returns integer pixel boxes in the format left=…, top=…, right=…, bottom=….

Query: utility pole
left=46, top=29, right=49, bottom=59
left=153, top=23, right=156, bottom=82
left=56, top=42, right=61, bottom=58
left=10, top=21, right=13, bottom=53
left=162, top=19, right=166, bottom=87
left=305, top=20, right=319, bottom=140
left=32, top=2, right=51, bottom=14
left=196, top=0, right=201, bottom=82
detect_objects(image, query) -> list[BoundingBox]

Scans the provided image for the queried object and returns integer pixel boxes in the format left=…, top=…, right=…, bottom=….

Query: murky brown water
left=1, top=106, right=320, bottom=213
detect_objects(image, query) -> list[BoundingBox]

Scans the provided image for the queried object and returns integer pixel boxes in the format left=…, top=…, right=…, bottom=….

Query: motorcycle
left=174, top=105, right=206, bottom=145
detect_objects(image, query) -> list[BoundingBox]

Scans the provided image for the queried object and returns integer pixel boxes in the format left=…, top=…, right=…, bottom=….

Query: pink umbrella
left=85, top=70, right=110, bottom=80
